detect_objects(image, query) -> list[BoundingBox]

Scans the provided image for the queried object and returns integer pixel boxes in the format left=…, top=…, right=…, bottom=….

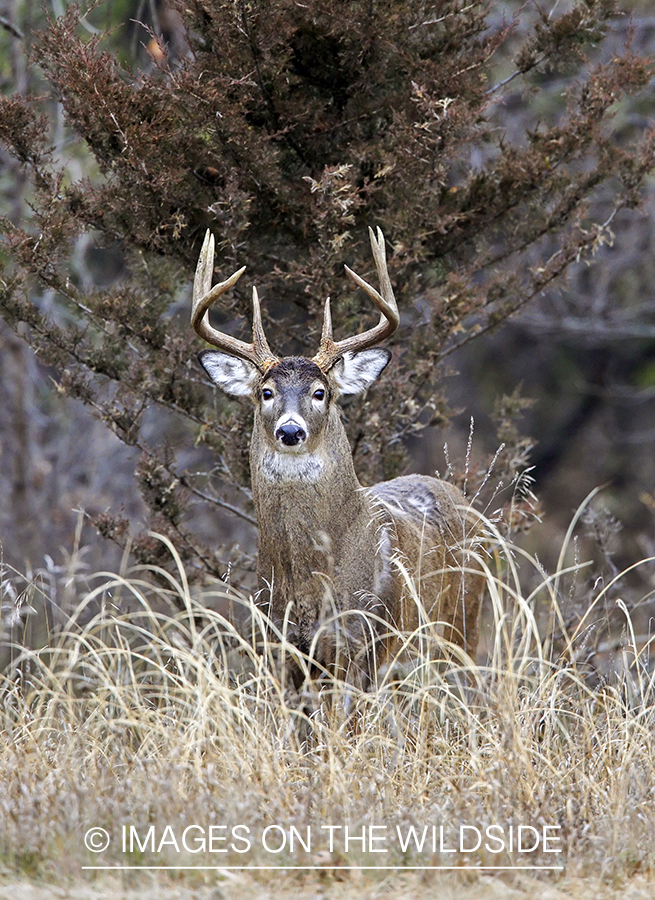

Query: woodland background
left=0, top=0, right=654, bottom=644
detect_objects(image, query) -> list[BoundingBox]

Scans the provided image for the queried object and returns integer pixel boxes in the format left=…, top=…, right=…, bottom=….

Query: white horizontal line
left=82, top=865, right=564, bottom=871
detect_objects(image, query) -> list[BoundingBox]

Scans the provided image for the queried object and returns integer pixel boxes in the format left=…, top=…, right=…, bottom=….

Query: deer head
left=193, top=227, right=399, bottom=474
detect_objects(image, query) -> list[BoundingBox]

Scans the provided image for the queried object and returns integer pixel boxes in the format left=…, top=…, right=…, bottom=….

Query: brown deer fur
left=193, top=229, right=484, bottom=688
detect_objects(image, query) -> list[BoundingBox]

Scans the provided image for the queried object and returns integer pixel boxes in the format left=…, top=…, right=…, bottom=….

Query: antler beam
left=191, top=230, right=279, bottom=372
left=312, top=226, right=399, bottom=372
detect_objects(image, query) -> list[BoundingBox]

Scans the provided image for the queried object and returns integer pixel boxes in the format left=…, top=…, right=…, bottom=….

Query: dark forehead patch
left=263, top=357, right=327, bottom=386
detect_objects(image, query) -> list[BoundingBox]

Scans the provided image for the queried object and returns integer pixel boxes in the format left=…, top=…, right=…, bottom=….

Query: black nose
left=275, top=423, right=307, bottom=446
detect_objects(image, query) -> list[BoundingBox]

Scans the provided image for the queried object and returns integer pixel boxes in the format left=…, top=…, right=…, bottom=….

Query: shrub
left=0, top=0, right=653, bottom=581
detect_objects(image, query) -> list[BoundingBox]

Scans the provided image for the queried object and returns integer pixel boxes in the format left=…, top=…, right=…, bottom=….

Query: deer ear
left=198, top=350, right=259, bottom=398
left=332, top=349, right=391, bottom=396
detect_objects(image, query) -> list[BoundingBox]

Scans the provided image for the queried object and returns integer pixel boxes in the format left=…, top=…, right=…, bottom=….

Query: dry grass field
left=1, top=507, right=655, bottom=900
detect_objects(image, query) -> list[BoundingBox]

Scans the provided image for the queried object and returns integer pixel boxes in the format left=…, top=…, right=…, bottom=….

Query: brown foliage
left=0, top=0, right=653, bottom=581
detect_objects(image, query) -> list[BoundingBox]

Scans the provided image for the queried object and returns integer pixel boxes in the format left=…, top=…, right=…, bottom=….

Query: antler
left=191, top=229, right=279, bottom=372
left=312, top=226, right=399, bottom=372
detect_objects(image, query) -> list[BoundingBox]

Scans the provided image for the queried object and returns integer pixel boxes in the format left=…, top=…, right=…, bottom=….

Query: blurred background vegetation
left=0, top=0, right=654, bottom=649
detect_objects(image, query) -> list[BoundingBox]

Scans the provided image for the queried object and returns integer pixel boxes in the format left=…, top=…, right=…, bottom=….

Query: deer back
left=369, top=475, right=483, bottom=660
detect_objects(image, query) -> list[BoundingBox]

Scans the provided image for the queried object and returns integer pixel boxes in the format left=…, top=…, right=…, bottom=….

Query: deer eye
left=261, top=388, right=274, bottom=401
left=313, top=388, right=325, bottom=401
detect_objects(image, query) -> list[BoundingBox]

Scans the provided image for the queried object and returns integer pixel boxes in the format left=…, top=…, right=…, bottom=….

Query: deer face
left=258, top=358, right=330, bottom=453
left=199, top=349, right=391, bottom=457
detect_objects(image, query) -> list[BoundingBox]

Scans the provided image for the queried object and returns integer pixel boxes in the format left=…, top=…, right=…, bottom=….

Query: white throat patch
left=261, top=450, right=324, bottom=483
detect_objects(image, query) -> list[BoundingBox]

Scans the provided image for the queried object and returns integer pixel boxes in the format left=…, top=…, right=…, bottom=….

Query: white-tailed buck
left=193, top=227, right=484, bottom=688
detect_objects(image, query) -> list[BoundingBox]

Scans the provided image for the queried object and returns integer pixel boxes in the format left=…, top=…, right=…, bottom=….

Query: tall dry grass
left=1, top=506, right=654, bottom=896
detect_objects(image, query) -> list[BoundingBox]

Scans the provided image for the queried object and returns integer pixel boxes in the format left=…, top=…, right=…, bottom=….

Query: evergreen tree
left=0, top=0, right=653, bottom=583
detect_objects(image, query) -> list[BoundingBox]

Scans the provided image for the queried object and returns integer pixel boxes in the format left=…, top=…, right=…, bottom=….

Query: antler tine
left=191, top=229, right=279, bottom=371
left=313, top=227, right=399, bottom=371
left=251, top=285, right=277, bottom=363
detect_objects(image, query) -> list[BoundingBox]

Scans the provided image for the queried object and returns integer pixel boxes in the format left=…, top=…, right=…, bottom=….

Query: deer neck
left=250, top=411, right=372, bottom=604
left=251, top=411, right=366, bottom=525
